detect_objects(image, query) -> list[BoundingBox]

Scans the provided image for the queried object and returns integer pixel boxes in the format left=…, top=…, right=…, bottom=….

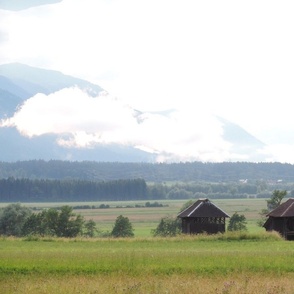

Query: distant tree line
left=1, top=176, right=294, bottom=202
left=1, top=160, right=294, bottom=182
left=147, top=181, right=294, bottom=200
left=0, top=178, right=147, bottom=202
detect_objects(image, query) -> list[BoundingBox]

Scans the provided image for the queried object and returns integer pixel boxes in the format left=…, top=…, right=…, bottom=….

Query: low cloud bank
left=1, top=87, right=293, bottom=163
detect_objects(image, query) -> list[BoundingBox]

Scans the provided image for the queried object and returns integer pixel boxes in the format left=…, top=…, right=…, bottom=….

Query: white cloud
left=1, top=88, right=137, bottom=138
left=1, top=1, right=294, bottom=162
left=1, top=87, right=233, bottom=162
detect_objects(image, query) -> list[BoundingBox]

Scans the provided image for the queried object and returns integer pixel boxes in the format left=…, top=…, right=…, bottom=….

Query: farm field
left=0, top=198, right=293, bottom=293
left=0, top=234, right=294, bottom=293
left=0, top=198, right=269, bottom=236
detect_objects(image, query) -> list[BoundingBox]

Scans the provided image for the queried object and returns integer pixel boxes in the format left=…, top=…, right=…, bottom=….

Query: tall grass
left=0, top=232, right=289, bottom=276
left=0, top=233, right=293, bottom=293
left=1, top=273, right=294, bottom=293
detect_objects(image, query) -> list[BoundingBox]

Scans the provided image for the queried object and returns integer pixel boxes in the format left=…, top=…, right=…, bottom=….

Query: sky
left=0, top=0, right=294, bottom=162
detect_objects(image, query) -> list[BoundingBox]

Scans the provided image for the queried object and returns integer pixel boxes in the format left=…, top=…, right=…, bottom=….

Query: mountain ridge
left=0, top=63, right=269, bottom=163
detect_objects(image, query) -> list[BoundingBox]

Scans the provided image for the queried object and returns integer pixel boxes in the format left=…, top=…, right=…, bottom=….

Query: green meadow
left=0, top=233, right=294, bottom=293
left=1, top=198, right=268, bottom=236
left=1, top=198, right=293, bottom=293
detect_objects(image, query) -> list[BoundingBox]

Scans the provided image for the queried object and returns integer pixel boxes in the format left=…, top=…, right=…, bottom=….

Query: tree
left=0, top=204, right=31, bottom=236
left=257, top=190, right=287, bottom=227
left=22, top=206, right=84, bottom=237
left=257, top=208, right=269, bottom=227
left=267, top=190, right=287, bottom=211
left=111, top=215, right=134, bottom=238
left=227, top=212, right=247, bottom=231
left=84, top=219, right=97, bottom=237
left=152, top=217, right=181, bottom=237
left=45, top=208, right=59, bottom=235
left=51, top=206, right=84, bottom=237
left=22, top=211, right=47, bottom=236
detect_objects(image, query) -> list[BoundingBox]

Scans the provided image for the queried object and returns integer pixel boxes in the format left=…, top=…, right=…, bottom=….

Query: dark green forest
left=1, top=176, right=293, bottom=202
left=1, top=161, right=294, bottom=202
left=1, top=160, right=294, bottom=182
left=0, top=177, right=282, bottom=202
left=0, top=178, right=147, bottom=202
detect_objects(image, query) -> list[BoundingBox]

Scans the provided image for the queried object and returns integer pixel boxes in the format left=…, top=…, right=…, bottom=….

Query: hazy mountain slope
left=0, top=63, right=104, bottom=118
left=218, top=117, right=266, bottom=162
left=0, top=63, right=103, bottom=97
left=0, top=160, right=292, bottom=182
left=0, top=75, right=29, bottom=116
left=0, top=127, right=152, bottom=162
left=0, top=63, right=153, bottom=162
left=0, top=75, right=30, bottom=99
left=0, top=89, right=22, bottom=117
left=0, top=0, right=62, bottom=11
left=0, top=62, right=269, bottom=162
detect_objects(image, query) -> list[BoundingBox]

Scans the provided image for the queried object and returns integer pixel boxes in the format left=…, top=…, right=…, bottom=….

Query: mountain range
left=0, top=63, right=267, bottom=162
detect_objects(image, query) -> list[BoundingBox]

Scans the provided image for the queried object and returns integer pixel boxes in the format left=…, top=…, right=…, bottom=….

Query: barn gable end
left=263, top=198, right=294, bottom=240
left=177, top=198, right=230, bottom=234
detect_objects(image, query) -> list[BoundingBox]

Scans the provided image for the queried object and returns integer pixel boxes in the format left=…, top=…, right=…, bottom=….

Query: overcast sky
left=1, top=0, right=294, bottom=162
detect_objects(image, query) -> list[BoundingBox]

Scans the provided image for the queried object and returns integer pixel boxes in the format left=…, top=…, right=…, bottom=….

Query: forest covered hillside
left=1, top=160, right=294, bottom=183
left=1, top=160, right=294, bottom=202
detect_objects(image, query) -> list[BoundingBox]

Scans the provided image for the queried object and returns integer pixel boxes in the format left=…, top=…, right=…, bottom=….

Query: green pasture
left=0, top=198, right=268, bottom=236
left=0, top=198, right=292, bottom=293
left=1, top=234, right=294, bottom=293
left=0, top=233, right=289, bottom=276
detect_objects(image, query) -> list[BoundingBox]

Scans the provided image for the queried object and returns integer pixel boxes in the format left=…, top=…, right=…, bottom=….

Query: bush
left=152, top=217, right=181, bottom=237
left=145, top=202, right=164, bottom=207
left=227, top=212, right=247, bottom=232
left=83, top=219, right=97, bottom=237
left=0, top=204, right=32, bottom=236
left=99, top=204, right=110, bottom=209
left=22, top=206, right=84, bottom=237
left=111, top=215, right=134, bottom=238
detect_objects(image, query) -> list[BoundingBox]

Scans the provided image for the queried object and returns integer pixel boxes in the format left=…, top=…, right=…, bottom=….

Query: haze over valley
left=0, top=63, right=273, bottom=163
left=0, top=1, right=294, bottom=163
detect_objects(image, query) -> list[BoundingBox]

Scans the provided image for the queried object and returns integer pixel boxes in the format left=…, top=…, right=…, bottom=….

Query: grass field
left=0, top=199, right=293, bottom=293
left=0, top=233, right=294, bottom=293
left=0, top=198, right=269, bottom=236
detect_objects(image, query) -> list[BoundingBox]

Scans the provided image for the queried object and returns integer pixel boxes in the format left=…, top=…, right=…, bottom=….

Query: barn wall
left=264, top=217, right=294, bottom=240
left=181, top=217, right=226, bottom=234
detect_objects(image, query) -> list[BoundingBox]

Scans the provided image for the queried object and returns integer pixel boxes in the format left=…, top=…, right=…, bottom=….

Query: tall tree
left=0, top=204, right=31, bottom=236
left=267, top=190, right=287, bottom=211
left=111, top=215, right=134, bottom=238
left=152, top=217, right=181, bottom=237
left=227, top=212, right=247, bottom=231
left=84, top=219, right=97, bottom=237
left=55, top=206, right=84, bottom=237
left=23, top=206, right=84, bottom=237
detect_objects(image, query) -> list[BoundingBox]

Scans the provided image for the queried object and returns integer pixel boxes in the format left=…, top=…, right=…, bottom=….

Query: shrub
left=152, top=217, right=181, bottom=237
left=227, top=212, right=247, bottom=232
left=111, top=215, right=134, bottom=238
left=0, top=204, right=32, bottom=236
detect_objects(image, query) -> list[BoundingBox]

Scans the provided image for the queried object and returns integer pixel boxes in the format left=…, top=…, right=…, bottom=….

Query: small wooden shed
left=263, top=198, right=294, bottom=240
left=177, top=198, right=230, bottom=234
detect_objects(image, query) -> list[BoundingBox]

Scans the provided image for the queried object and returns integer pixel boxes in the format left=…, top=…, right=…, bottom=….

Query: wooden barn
left=177, top=198, right=230, bottom=234
left=263, top=198, right=294, bottom=240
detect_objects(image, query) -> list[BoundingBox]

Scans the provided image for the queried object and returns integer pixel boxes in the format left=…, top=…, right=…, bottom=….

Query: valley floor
left=0, top=234, right=293, bottom=293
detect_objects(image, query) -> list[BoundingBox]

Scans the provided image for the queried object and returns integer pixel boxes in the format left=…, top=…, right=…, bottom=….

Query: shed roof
left=177, top=198, right=230, bottom=218
left=267, top=198, right=294, bottom=217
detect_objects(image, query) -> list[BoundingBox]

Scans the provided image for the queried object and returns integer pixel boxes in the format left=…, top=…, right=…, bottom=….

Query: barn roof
left=177, top=198, right=230, bottom=218
left=266, top=198, right=294, bottom=217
